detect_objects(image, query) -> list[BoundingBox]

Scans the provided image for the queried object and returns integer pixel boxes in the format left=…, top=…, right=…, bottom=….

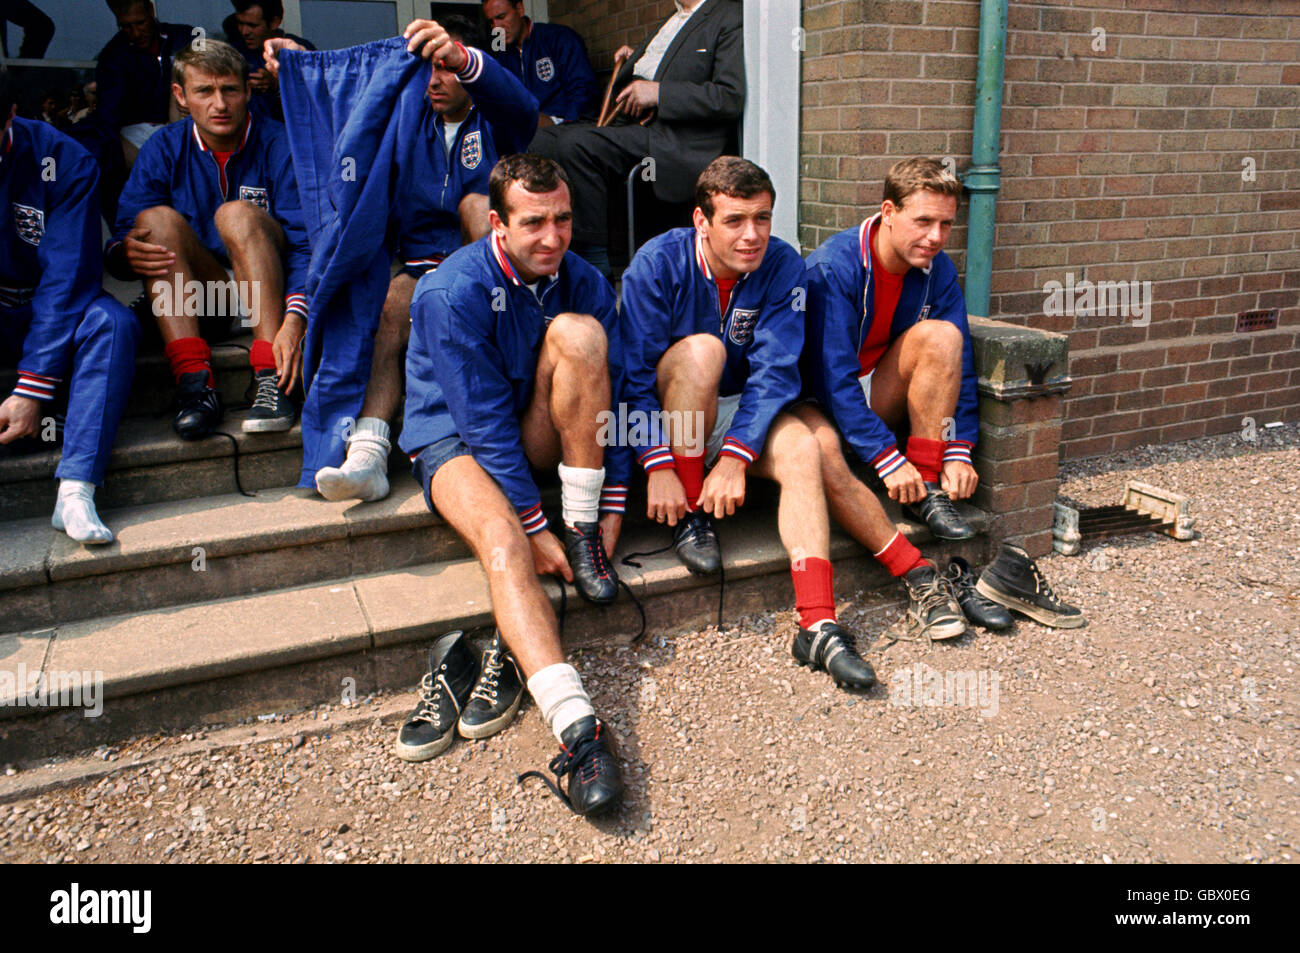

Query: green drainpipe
left=962, top=0, right=1008, bottom=320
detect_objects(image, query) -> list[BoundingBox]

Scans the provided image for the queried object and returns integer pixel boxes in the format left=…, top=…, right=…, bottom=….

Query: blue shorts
left=410, top=435, right=473, bottom=512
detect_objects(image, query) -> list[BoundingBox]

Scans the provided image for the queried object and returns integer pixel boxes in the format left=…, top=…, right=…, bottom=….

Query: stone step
left=0, top=408, right=305, bottom=520
left=0, top=505, right=990, bottom=760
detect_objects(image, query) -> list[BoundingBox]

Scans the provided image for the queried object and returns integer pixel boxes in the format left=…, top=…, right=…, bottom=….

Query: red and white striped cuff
left=599, top=484, right=627, bottom=514
left=718, top=437, right=756, bottom=467
left=13, top=372, right=58, bottom=401
left=639, top=445, right=675, bottom=473
left=943, top=440, right=974, bottom=465
left=284, top=293, right=309, bottom=320
left=456, top=44, right=483, bottom=83
left=518, top=503, right=548, bottom=535
left=873, top=447, right=906, bottom=479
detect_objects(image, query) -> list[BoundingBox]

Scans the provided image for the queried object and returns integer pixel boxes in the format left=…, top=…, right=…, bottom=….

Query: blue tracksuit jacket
left=402, top=233, right=631, bottom=533
left=107, top=114, right=311, bottom=321
left=620, top=227, right=807, bottom=471
left=803, top=214, right=979, bottom=474
left=488, top=20, right=596, bottom=122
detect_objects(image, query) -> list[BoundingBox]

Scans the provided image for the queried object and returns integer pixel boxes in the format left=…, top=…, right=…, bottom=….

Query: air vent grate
left=1236, top=309, right=1279, bottom=333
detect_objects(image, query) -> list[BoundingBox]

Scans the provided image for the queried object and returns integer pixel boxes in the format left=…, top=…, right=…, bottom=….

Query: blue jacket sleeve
left=419, top=283, right=544, bottom=528
left=269, top=134, right=312, bottom=320
left=807, top=251, right=905, bottom=475
left=929, top=260, right=979, bottom=461
left=105, top=133, right=173, bottom=276
left=550, top=28, right=597, bottom=121
left=616, top=250, right=676, bottom=473
left=720, top=251, right=806, bottom=465
left=17, top=147, right=103, bottom=389
left=457, top=46, right=539, bottom=156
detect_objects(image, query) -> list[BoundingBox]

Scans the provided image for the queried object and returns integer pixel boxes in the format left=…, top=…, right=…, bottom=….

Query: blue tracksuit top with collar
left=107, top=114, right=311, bottom=320
left=803, top=214, right=979, bottom=475
left=394, top=45, right=540, bottom=262
left=620, top=226, right=808, bottom=472
left=1, top=119, right=104, bottom=396
left=401, top=233, right=632, bottom=534
left=488, top=20, right=596, bottom=123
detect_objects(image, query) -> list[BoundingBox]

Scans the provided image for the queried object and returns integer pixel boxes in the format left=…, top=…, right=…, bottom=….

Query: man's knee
left=659, top=333, right=725, bottom=383
left=214, top=199, right=276, bottom=243
left=768, top=425, right=822, bottom=485
left=477, top=513, right=533, bottom=571
left=135, top=204, right=189, bottom=237
left=547, top=312, right=607, bottom=367
left=911, top=319, right=963, bottom=364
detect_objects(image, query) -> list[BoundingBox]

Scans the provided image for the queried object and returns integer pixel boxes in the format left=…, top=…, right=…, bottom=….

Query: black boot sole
left=975, top=578, right=1085, bottom=628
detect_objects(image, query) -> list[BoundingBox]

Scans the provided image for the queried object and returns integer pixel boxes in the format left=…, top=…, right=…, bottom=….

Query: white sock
left=527, top=662, right=595, bottom=742
left=315, top=417, right=390, bottom=501
left=558, top=463, right=604, bottom=527
left=52, top=479, right=114, bottom=545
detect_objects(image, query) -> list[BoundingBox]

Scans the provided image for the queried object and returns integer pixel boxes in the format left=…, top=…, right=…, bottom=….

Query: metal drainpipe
left=962, top=0, right=1008, bottom=320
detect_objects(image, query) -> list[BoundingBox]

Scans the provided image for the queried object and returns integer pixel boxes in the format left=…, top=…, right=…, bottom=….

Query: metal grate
left=1076, top=505, right=1174, bottom=542
left=1236, top=309, right=1279, bottom=333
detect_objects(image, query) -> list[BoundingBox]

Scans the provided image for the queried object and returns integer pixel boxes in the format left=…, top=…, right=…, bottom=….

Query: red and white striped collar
left=191, top=113, right=253, bottom=154
left=859, top=212, right=881, bottom=269
left=491, top=232, right=522, bottom=286
left=694, top=231, right=751, bottom=284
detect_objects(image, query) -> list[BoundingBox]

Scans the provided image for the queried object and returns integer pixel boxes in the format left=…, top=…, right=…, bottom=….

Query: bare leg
left=655, top=333, right=723, bottom=455
left=520, top=312, right=609, bottom=470
left=869, top=319, right=963, bottom=439
left=458, top=193, right=490, bottom=244
left=358, top=272, right=416, bottom=422
left=135, top=205, right=230, bottom=343
left=750, top=412, right=831, bottom=562
left=213, top=200, right=286, bottom=345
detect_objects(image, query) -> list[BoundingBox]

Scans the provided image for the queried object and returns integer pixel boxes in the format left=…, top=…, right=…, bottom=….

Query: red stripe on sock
left=906, top=436, right=945, bottom=484
left=164, top=337, right=213, bottom=386
left=249, top=339, right=275, bottom=373
left=673, top=451, right=705, bottom=512
left=877, top=532, right=925, bottom=577
left=792, top=556, right=836, bottom=630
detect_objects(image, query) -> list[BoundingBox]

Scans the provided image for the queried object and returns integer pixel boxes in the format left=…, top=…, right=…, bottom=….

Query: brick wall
left=548, top=0, right=676, bottom=71
left=802, top=0, right=1300, bottom=459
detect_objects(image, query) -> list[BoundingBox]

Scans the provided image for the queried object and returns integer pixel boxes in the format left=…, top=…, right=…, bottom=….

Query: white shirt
left=442, top=118, right=464, bottom=162
left=632, top=0, right=704, bottom=81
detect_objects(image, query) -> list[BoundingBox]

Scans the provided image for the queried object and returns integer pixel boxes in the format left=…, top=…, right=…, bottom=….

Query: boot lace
left=251, top=373, right=282, bottom=413
left=517, top=723, right=612, bottom=814
left=410, top=671, right=451, bottom=728
left=469, top=647, right=503, bottom=705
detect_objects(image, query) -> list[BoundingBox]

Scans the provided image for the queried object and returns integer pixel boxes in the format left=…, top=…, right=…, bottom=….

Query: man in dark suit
left=530, top=0, right=743, bottom=275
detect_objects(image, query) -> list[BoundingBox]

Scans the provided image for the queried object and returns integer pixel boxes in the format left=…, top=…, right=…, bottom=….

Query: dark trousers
left=530, top=121, right=651, bottom=246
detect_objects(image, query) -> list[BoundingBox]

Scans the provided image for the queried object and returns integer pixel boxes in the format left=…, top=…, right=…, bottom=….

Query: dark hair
left=489, top=154, right=571, bottom=223
left=441, top=13, right=487, bottom=50
left=694, top=156, right=775, bottom=220
left=107, top=0, right=152, bottom=17
left=232, top=0, right=283, bottom=21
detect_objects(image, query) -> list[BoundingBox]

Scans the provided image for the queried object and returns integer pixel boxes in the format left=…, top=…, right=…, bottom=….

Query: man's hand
left=882, top=460, right=926, bottom=505
left=123, top=226, right=175, bottom=278
left=614, top=45, right=635, bottom=62
left=272, top=313, right=305, bottom=393
left=263, top=37, right=306, bottom=78
left=599, top=511, right=623, bottom=559
left=403, top=19, right=466, bottom=70
left=614, top=79, right=659, bottom=120
left=248, top=67, right=275, bottom=94
left=698, top=456, right=746, bottom=518
left=940, top=460, right=978, bottom=501
left=647, top=469, right=687, bottom=527
left=0, top=394, right=41, bottom=444
left=529, top=529, right=573, bottom=582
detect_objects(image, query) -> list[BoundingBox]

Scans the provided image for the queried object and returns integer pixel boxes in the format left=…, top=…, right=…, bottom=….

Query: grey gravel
left=1, top=426, right=1297, bottom=863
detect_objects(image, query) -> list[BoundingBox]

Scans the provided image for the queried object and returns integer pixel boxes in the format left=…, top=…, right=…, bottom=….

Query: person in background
left=481, top=0, right=596, bottom=128
left=222, top=0, right=314, bottom=122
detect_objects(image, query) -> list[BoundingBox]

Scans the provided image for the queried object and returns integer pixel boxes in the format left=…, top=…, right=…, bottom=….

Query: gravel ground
left=2, top=427, right=1297, bottom=863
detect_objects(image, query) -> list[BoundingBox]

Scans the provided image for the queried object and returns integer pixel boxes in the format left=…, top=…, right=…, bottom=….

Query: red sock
left=249, top=339, right=275, bottom=373
left=673, top=451, right=705, bottom=512
left=875, top=531, right=926, bottom=577
left=906, top=436, right=944, bottom=484
left=792, top=556, right=836, bottom=630
left=164, top=337, right=213, bottom=387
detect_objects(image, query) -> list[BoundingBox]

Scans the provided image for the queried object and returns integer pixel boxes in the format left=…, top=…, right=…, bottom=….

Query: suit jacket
left=614, top=0, right=744, bottom=203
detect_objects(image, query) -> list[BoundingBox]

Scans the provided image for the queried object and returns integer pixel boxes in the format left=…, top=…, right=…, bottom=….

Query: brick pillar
left=968, top=318, right=1071, bottom=558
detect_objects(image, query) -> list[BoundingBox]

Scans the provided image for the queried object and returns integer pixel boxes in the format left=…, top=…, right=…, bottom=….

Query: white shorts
left=705, top=393, right=742, bottom=466
left=858, top=369, right=874, bottom=406
left=121, top=122, right=165, bottom=149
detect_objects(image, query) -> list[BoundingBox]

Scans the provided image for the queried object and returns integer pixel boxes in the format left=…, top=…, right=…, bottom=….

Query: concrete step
left=0, top=408, right=305, bottom=519
left=0, top=504, right=990, bottom=760
left=1, top=481, right=469, bottom=632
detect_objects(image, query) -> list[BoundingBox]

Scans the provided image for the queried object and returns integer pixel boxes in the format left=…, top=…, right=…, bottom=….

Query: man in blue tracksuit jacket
left=268, top=16, right=539, bottom=503
left=482, top=0, right=596, bottom=126
left=108, top=39, right=311, bottom=441
left=395, top=154, right=627, bottom=813
left=0, top=92, right=139, bottom=545
left=223, top=0, right=316, bottom=122
left=620, top=155, right=877, bottom=693
left=797, top=156, right=981, bottom=642
left=95, top=1, right=193, bottom=158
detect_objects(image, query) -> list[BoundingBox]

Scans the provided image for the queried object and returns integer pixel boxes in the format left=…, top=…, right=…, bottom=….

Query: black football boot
left=792, top=621, right=877, bottom=690
left=672, top=509, right=721, bottom=575
left=902, top=482, right=976, bottom=540
left=563, top=521, right=619, bottom=605
left=520, top=715, right=625, bottom=817
left=173, top=371, right=223, bottom=440
left=945, top=556, right=1014, bottom=631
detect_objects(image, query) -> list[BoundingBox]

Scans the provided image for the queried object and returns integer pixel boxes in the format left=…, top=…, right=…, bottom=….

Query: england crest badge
left=238, top=186, right=270, bottom=212
left=536, top=56, right=555, bottom=82
left=461, top=130, right=483, bottom=170
left=12, top=203, right=44, bottom=246
left=728, top=308, right=759, bottom=346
